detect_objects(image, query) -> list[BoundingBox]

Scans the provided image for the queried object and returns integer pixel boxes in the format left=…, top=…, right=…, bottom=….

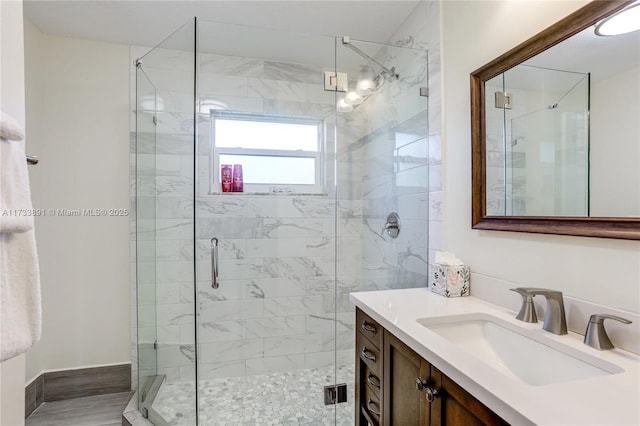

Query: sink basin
left=417, top=313, right=624, bottom=386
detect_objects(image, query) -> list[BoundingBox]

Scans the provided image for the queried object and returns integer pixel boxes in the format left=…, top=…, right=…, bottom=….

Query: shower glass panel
left=335, top=40, right=429, bottom=422
left=504, top=65, right=589, bottom=216
left=485, top=65, right=589, bottom=216
left=134, top=20, right=198, bottom=424
left=135, top=66, right=158, bottom=410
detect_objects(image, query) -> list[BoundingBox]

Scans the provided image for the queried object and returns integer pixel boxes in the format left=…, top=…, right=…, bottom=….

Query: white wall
left=441, top=1, right=640, bottom=313
left=23, top=20, right=131, bottom=383
left=590, top=66, right=640, bottom=217
left=1, top=0, right=27, bottom=423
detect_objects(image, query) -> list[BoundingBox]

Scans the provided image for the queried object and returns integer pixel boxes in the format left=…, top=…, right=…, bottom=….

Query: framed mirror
left=471, top=0, right=640, bottom=240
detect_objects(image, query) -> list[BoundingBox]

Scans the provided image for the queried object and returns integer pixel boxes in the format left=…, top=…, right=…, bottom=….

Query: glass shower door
left=195, top=21, right=340, bottom=425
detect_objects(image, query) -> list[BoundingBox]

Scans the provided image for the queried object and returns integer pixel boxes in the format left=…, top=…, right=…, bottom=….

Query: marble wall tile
left=245, top=277, right=305, bottom=299
left=156, top=303, right=195, bottom=326
left=305, top=349, right=353, bottom=369
left=429, top=191, right=442, bottom=221
left=246, top=316, right=306, bottom=338
left=198, top=320, right=246, bottom=343
left=395, top=164, right=429, bottom=195
left=198, top=217, right=263, bottom=238
left=198, top=74, right=248, bottom=97
left=306, top=314, right=353, bottom=334
left=155, top=261, right=194, bottom=283
left=246, top=78, right=278, bottom=99
left=199, top=54, right=264, bottom=77
left=199, top=339, right=264, bottom=362
left=157, top=344, right=196, bottom=368
left=397, top=193, right=429, bottom=221
left=195, top=238, right=246, bottom=261
left=198, top=360, right=246, bottom=379
left=428, top=132, right=442, bottom=163
left=199, top=299, right=264, bottom=322
left=262, top=295, right=333, bottom=317
left=259, top=218, right=325, bottom=238
left=263, top=61, right=321, bottom=84
left=141, top=67, right=193, bottom=92
left=263, top=335, right=306, bottom=357
left=196, top=197, right=248, bottom=218
left=428, top=162, right=442, bottom=192
left=396, top=137, right=429, bottom=172
left=197, top=280, right=247, bottom=302
left=245, top=354, right=305, bottom=375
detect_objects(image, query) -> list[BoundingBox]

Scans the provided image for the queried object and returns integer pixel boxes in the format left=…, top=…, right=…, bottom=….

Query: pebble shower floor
left=153, top=365, right=355, bottom=425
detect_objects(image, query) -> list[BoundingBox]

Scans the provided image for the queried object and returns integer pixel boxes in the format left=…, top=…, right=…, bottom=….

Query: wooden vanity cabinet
left=355, top=308, right=384, bottom=425
left=355, top=308, right=509, bottom=426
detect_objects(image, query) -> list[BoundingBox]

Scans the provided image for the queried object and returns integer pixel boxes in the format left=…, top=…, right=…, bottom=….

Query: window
left=210, top=111, right=325, bottom=194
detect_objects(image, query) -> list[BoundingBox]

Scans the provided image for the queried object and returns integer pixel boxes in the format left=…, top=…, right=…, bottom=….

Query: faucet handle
left=510, top=288, right=537, bottom=323
left=510, top=287, right=534, bottom=296
left=584, top=314, right=632, bottom=350
left=589, top=314, right=632, bottom=325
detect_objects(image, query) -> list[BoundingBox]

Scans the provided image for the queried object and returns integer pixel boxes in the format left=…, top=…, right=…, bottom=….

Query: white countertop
left=350, top=288, right=640, bottom=426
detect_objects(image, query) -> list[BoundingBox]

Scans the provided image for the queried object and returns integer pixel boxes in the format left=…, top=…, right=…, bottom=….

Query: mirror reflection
left=485, top=20, right=639, bottom=217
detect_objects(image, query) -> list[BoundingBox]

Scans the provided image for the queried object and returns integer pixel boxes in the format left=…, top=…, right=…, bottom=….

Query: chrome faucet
left=584, top=314, right=632, bottom=350
left=510, top=288, right=567, bottom=335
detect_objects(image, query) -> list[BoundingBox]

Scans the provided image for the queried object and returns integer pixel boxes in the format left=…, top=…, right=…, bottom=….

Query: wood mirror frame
left=471, top=0, right=640, bottom=240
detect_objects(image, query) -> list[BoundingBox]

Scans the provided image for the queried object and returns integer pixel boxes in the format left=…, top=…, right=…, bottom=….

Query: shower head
left=342, top=36, right=399, bottom=81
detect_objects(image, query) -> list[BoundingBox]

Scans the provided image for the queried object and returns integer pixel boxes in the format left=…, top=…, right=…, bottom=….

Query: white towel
left=0, top=111, right=25, bottom=142
left=1, top=230, right=42, bottom=361
left=0, top=111, right=34, bottom=233
left=0, top=111, right=42, bottom=361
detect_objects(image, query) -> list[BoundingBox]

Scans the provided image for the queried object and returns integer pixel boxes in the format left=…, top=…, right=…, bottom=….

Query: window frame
left=209, top=110, right=326, bottom=195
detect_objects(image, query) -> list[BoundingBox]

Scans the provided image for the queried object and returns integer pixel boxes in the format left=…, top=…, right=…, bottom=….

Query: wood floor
left=25, top=391, right=132, bottom=426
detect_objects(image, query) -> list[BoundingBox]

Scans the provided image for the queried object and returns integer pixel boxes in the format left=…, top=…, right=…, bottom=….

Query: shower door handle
left=211, top=237, right=219, bottom=289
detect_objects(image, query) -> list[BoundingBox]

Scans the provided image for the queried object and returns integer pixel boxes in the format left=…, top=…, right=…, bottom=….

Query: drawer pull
left=425, top=386, right=440, bottom=403
left=362, top=346, right=376, bottom=362
left=367, top=398, right=381, bottom=417
left=367, top=372, right=381, bottom=388
left=362, top=320, right=377, bottom=334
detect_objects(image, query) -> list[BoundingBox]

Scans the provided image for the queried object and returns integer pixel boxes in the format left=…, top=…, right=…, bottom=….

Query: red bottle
left=232, top=164, right=243, bottom=192
left=221, top=164, right=232, bottom=193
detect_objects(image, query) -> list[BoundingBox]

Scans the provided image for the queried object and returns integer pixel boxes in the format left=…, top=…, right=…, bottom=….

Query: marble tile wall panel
left=195, top=52, right=361, bottom=380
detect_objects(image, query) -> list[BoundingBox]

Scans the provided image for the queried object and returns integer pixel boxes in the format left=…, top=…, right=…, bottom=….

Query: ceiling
left=23, top=0, right=423, bottom=48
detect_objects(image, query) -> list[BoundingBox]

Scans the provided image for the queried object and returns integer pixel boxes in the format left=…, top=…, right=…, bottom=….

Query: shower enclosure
left=485, top=64, right=589, bottom=216
left=134, top=18, right=428, bottom=425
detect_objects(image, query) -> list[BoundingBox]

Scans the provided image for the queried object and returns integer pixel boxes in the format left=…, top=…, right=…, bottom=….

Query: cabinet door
left=430, top=367, right=508, bottom=426
left=383, top=330, right=427, bottom=425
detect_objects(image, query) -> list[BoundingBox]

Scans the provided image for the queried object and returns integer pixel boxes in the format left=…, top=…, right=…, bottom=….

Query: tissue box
left=429, top=263, right=470, bottom=297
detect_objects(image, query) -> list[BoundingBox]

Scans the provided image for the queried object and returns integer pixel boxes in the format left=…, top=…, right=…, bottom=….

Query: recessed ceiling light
left=595, top=2, right=640, bottom=36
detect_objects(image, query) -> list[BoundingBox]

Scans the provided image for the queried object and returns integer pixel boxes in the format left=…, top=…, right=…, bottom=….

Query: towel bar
left=26, top=156, right=39, bottom=165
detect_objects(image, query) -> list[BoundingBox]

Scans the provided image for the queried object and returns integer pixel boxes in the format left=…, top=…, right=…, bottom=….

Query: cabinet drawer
left=357, top=308, right=382, bottom=348
left=363, top=364, right=382, bottom=398
left=357, top=331, right=382, bottom=375
left=362, top=378, right=382, bottom=425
